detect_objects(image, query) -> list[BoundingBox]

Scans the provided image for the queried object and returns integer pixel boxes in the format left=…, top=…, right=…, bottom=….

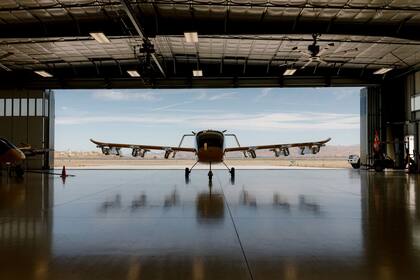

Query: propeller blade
left=318, top=46, right=330, bottom=57
left=299, top=50, right=312, bottom=57
left=318, top=58, right=329, bottom=64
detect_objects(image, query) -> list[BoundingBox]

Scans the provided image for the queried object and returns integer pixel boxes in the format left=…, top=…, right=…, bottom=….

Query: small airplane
left=0, top=138, right=51, bottom=177
left=91, top=130, right=331, bottom=181
left=0, top=138, right=26, bottom=176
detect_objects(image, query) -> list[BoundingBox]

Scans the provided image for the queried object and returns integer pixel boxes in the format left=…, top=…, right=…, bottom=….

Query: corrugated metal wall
left=362, top=71, right=420, bottom=170
left=0, top=89, right=54, bottom=169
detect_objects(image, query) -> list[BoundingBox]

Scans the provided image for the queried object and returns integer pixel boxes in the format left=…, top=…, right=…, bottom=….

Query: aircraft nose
left=13, top=149, right=26, bottom=161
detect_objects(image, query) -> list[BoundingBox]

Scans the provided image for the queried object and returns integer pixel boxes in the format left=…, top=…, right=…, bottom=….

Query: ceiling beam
left=1, top=1, right=419, bottom=13
left=0, top=74, right=381, bottom=90
left=0, top=17, right=419, bottom=41
left=0, top=60, right=389, bottom=90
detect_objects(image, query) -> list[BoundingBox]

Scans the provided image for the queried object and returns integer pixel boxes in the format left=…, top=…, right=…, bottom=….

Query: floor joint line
left=219, top=177, right=254, bottom=280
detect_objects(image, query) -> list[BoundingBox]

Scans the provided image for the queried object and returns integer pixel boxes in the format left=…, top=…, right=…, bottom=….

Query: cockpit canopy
left=196, top=130, right=224, bottom=149
left=0, top=138, right=17, bottom=155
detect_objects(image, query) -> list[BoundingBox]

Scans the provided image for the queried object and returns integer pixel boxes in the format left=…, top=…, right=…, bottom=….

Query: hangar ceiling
left=0, top=0, right=419, bottom=88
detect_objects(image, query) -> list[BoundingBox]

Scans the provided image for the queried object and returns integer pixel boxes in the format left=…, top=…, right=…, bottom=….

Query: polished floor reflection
left=1, top=170, right=420, bottom=279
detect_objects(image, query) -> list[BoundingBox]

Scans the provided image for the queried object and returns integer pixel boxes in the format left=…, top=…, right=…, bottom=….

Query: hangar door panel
left=0, top=90, right=54, bottom=169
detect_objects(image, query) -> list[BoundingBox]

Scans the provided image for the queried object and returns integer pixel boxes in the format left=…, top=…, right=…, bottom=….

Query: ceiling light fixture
left=127, top=70, right=141, bottom=77
left=34, top=70, right=53, bottom=77
left=90, top=32, right=111, bottom=44
left=184, top=32, right=199, bottom=43
left=283, top=68, right=297, bottom=76
left=373, top=67, right=393, bottom=75
left=193, top=70, right=203, bottom=77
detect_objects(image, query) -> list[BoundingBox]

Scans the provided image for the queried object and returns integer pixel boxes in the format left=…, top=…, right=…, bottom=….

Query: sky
left=54, top=87, right=361, bottom=151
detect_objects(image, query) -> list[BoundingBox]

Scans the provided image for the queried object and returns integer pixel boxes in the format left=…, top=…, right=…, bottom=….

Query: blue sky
left=55, top=87, right=361, bottom=151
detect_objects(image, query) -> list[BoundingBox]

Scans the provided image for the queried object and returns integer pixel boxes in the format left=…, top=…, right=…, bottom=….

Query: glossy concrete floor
left=1, top=169, right=420, bottom=280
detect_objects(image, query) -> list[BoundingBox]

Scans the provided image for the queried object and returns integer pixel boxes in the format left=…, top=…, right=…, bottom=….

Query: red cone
left=60, top=166, right=68, bottom=178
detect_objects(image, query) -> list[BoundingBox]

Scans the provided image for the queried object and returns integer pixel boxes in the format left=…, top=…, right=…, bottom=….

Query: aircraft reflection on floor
left=186, top=175, right=235, bottom=185
left=1, top=171, right=420, bottom=279
left=131, top=193, right=147, bottom=210
left=239, top=189, right=257, bottom=207
left=99, top=194, right=122, bottom=212
left=95, top=187, right=322, bottom=217
left=164, top=189, right=180, bottom=208
left=238, top=189, right=321, bottom=214
left=273, top=193, right=291, bottom=210
left=196, top=191, right=225, bottom=223
left=298, top=195, right=321, bottom=214
left=95, top=187, right=227, bottom=223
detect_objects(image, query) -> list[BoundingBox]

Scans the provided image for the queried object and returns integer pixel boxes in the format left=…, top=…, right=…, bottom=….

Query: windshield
left=197, top=132, right=224, bottom=149
left=0, top=138, right=16, bottom=154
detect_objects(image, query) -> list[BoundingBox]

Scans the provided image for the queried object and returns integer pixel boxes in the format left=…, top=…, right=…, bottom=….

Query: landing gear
left=222, top=162, right=235, bottom=183
left=185, top=161, right=198, bottom=183
left=230, top=167, right=235, bottom=178
left=208, top=162, right=213, bottom=181
left=208, top=170, right=213, bottom=181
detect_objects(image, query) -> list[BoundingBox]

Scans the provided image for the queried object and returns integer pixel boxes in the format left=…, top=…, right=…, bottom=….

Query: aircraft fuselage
left=195, top=130, right=224, bottom=163
left=0, top=138, right=26, bottom=165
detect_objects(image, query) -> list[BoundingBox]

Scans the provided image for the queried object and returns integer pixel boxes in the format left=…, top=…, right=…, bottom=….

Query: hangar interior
left=0, top=0, right=419, bottom=169
left=2, top=1, right=420, bottom=279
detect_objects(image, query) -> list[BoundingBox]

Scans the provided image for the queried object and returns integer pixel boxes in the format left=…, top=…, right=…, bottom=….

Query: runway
left=1, top=169, right=420, bottom=279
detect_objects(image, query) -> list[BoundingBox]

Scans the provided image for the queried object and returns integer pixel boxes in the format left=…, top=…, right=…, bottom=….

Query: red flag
left=373, top=130, right=380, bottom=153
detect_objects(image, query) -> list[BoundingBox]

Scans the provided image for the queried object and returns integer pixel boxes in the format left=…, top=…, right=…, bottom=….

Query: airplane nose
left=13, top=149, right=26, bottom=161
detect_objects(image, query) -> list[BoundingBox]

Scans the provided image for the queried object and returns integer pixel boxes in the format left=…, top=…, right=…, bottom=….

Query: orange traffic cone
left=60, top=166, right=68, bottom=178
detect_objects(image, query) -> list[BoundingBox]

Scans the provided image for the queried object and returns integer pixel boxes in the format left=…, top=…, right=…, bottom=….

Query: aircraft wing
left=224, top=138, right=331, bottom=158
left=90, top=139, right=196, bottom=158
left=18, top=145, right=54, bottom=157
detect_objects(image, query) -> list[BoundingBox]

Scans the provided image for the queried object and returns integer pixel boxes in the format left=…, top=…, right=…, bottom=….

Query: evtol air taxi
left=91, top=130, right=330, bottom=181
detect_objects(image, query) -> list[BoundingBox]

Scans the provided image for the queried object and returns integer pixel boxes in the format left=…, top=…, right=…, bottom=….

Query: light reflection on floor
left=1, top=170, right=420, bottom=279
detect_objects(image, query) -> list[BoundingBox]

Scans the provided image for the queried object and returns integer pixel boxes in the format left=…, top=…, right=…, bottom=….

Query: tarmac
left=1, top=169, right=420, bottom=279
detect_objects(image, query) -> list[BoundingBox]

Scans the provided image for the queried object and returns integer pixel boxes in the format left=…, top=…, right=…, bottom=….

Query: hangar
left=1, top=1, right=420, bottom=279
left=0, top=0, right=419, bottom=169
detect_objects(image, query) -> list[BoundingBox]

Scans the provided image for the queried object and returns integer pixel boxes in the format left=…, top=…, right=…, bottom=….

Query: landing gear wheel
left=229, top=167, right=235, bottom=185
left=185, top=167, right=190, bottom=178
left=208, top=170, right=213, bottom=181
left=230, top=167, right=235, bottom=178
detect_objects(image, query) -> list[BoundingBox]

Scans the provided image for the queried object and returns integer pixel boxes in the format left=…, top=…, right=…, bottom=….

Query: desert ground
left=54, top=145, right=358, bottom=169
